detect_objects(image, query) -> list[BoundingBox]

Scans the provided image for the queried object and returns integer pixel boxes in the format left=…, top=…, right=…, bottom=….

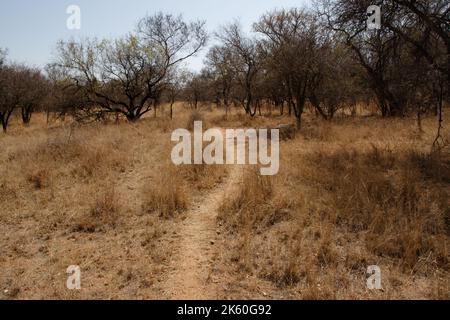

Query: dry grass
left=142, top=163, right=189, bottom=219
left=180, top=163, right=228, bottom=190
left=0, top=106, right=449, bottom=300
left=72, top=187, right=121, bottom=233
left=218, top=168, right=279, bottom=232
left=0, top=113, right=189, bottom=299
left=304, top=147, right=449, bottom=271
left=186, top=110, right=204, bottom=131
left=141, top=135, right=228, bottom=218
left=216, top=113, right=450, bottom=300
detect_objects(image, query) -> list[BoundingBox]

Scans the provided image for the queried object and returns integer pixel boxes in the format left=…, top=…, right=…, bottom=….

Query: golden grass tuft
left=142, top=163, right=189, bottom=218
left=303, top=146, right=449, bottom=270
left=218, top=167, right=276, bottom=232
left=72, top=187, right=121, bottom=233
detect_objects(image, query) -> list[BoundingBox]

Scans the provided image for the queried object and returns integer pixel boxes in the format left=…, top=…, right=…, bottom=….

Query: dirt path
left=162, top=130, right=245, bottom=299
left=162, top=165, right=242, bottom=299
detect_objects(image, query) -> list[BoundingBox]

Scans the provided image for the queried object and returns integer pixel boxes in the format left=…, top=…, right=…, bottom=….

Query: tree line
left=0, top=1, right=448, bottom=133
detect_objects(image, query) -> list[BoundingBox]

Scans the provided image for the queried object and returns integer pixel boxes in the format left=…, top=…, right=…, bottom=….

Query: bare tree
left=0, top=49, right=7, bottom=132
left=53, top=13, right=207, bottom=122
left=217, top=22, right=262, bottom=116
left=0, top=69, right=14, bottom=132
left=184, top=71, right=211, bottom=110
left=205, top=45, right=237, bottom=116
left=255, top=9, right=324, bottom=127
left=164, top=68, right=189, bottom=119
left=317, top=0, right=448, bottom=117
left=0, top=64, right=49, bottom=130
left=44, top=63, right=90, bottom=123
left=0, top=48, right=6, bottom=67
left=0, top=49, right=11, bottom=132
left=15, top=67, right=48, bottom=124
left=390, top=0, right=450, bottom=82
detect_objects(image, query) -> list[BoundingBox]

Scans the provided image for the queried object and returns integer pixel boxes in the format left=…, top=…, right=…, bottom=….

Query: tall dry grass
left=216, top=114, right=450, bottom=299
left=0, top=113, right=197, bottom=299
left=1, top=108, right=449, bottom=299
left=142, top=162, right=189, bottom=218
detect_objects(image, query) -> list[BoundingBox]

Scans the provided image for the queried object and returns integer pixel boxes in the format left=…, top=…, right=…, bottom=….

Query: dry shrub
left=300, top=271, right=337, bottom=300
left=175, top=136, right=228, bottom=190
left=240, top=115, right=257, bottom=128
left=316, top=237, right=339, bottom=268
left=142, top=163, right=188, bottom=218
left=218, top=167, right=275, bottom=232
left=142, top=138, right=227, bottom=218
left=430, top=275, right=450, bottom=300
left=257, top=235, right=306, bottom=287
left=217, top=130, right=449, bottom=294
left=72, top=142, right=127, bottom=180
left=304, top=146, right=449, bottom=271
left=17, top=130, right=128, bottom=183
left=218, top=167, right=301, bottom=287
left=255, top=223, right=339, bottom=289
left=73, top=187, right=120, bottom=233
left=140, top=216, right=166, bottom=248
left=209, top=114, right=230, bottom=127
left=180, top=163, right=228, bottom=190
left=407, top=149, right=450, bottom=184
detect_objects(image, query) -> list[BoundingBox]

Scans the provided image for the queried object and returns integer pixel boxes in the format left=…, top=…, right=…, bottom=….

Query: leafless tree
left=164, top=68, right=189, bottom=119
left=53, top=13, right=207, bottom=122
left=0, top=48, right=6, bottom=67
left=205, top=45, right=236, bottom=116
left=45, top=63, right=91, bottom=123
left=0, top=68, right=14, bottom=132
left=184, top=71, right=212, bottom=109
left=317, top=0, right=448, bottom=117
left=15, top=67, right=48, bottom=124
left=0, top=64, right=46, bottom=132
left=255, top=9, right=325, bottom=127
left=217, top=22, right=262, bottom=116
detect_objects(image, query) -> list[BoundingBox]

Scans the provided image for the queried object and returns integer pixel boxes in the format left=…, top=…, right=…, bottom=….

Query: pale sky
left=0, top=0, right=309, bottom=71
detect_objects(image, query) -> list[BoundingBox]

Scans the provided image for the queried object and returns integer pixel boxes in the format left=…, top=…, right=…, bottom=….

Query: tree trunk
left=21, top=106, right=32, bottom=125
left=417, top=108, right=423, bottom=133
left=1, top=109, right=13, bottom=133
left=1, top=119, right=7, bottom=133
left=296, top=115, right=302, bottom=130
left=126, top=112, right=140, bottom=123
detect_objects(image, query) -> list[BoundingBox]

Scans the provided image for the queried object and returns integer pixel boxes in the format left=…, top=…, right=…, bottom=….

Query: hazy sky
left=0, top=0, right=309, bottom=71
